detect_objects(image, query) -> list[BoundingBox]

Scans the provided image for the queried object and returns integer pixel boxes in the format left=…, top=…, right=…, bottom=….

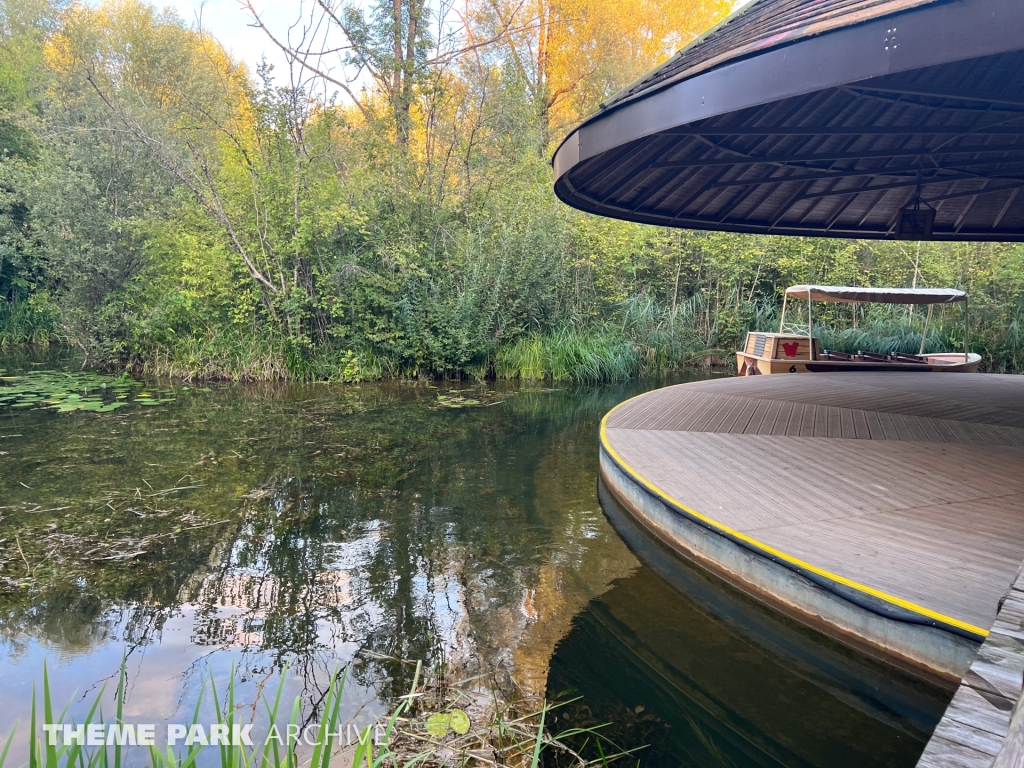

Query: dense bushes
left=3, top=0, right=1024, bottom=379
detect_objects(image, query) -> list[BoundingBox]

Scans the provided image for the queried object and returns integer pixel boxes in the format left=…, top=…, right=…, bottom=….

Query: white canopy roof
left=785, top=285, right=967, bottom=305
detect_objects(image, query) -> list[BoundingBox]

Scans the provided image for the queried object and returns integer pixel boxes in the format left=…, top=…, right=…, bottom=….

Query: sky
left=159, top=0, right=760, bottom=83
left=158, top=0, right=297, bottom=77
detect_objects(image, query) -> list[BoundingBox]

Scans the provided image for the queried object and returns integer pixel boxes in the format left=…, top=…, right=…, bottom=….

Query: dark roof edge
left=602, top=0, right=941, bottom=112
left=596, top=0, right=763, bottom=112
left=551, top=0, right=941, bottom=166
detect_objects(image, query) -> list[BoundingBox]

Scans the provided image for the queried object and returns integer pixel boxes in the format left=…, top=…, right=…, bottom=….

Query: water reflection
left=0, top=360, right=949, bottom=766
left=546, top=482, right=950, bottom=767
left=0, top=365, right=671, bottom=762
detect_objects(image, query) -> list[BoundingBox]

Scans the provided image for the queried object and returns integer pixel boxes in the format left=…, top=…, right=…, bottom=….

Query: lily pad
left=424, top=709, right=470, bottom=738
left=0, top=370, right=184, bottom=413
left=425, top=713, right=450, bottom=738
left=449, top=709, right=470, bottom=735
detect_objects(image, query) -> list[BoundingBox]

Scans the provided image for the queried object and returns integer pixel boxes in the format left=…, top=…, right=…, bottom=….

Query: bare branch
left=241, top=0, right=373, bottom=121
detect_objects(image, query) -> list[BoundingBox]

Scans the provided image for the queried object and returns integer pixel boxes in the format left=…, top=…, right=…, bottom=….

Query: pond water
left=0, top=351, right=950, bottom=765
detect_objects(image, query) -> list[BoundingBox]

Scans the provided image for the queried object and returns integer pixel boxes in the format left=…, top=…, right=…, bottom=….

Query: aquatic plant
left=492, top=293, right=780, bottom=382
left=0, top=370, right=181, bottom=413
left=1, top=659, right=639, bottom=767
left=495, top=327, right=640, bottom=383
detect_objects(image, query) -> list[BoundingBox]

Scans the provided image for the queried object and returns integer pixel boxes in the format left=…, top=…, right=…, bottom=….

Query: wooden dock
left=917, top=563, right=1024, bottom=767
left=599, top=373, right=1024, bottom=680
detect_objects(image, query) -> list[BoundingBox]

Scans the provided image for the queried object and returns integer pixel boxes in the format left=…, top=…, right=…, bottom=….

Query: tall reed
left=494, top=293, right=781, bottom=382
left=0, top=298, right=57, bottom=349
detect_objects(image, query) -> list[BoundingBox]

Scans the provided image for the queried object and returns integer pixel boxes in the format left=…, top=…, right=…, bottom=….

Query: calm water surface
left=0, top=352, right=949, bottom=765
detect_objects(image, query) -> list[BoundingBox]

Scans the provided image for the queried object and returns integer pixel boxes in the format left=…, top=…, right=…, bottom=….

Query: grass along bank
left=4, top=658, right=639, bottom=768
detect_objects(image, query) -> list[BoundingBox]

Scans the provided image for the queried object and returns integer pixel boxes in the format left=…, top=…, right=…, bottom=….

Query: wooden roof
left=553, top=0, right=1024, bottom=240
left=602, top=0, right=940, bottom=111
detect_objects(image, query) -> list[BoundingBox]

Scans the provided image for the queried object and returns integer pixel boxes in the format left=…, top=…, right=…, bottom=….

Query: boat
left=737, top=285, right=981, bottom=375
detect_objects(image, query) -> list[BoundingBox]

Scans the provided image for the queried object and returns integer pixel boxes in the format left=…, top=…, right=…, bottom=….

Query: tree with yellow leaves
left=245, top=0, right=729, bottom=148
left=45, top=0, right=338, bottom=319
left=464, top=0, right=731, bottom=142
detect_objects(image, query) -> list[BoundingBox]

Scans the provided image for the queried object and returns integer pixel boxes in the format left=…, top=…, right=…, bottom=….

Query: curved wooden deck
left=599, top=373, right=1024, bottom=678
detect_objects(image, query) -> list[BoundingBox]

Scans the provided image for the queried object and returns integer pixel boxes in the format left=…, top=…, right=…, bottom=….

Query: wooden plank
left=785, top=402, right=807, bottom=436
left=751, top=501, right=1024, bottom=627
left=658, top=391, right=707, bottom=431
left=751, top=397, right=785, bottom=435
left=929, top=715, right=1005, bottom=758
left=702, top=396, right=748, bottom=433
left=918, top=736, right=1000, bottom=768
left=939, top=686, right=1016, bottom=739
left=735, top=396, right=772, bottom=434
left=799, top=402, right=818, bottom=437
left=917, top=565, right=1024, bottom=768
left=675, top=393, right=726, bottom=432
left=684, top=372, right=1024, bottom=429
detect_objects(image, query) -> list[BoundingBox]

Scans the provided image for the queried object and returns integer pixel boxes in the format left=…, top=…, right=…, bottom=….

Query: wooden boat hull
left=737, top=352, right=982, bottom=376
left=736, top=334, right=982, bottom=375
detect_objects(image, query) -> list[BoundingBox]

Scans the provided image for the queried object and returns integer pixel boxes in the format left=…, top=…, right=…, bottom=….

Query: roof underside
left=553, top=0, right=1024, bottom=240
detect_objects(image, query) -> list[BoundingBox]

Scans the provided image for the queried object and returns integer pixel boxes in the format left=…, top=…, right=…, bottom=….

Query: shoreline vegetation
left=3, top=295, right=1021, bottom=383
left=3, top=0, right=1024, bottom=383
left=4, top=658, right=639, bottom=768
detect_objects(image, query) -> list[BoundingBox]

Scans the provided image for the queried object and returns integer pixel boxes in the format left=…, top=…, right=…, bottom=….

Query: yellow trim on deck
left=599, top=390, right=989, bottom=640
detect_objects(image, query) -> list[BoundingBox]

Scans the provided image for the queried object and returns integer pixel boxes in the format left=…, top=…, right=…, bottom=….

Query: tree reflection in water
left=0, top=367, right=949, bottom=766
left=0, top=373, right=655, bottom=744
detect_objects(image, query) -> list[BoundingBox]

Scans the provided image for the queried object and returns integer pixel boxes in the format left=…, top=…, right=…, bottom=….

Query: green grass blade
left=114, top=653, right=126, bottom=768
left=529, top=705, right=546, bottom=768
left=29, top=684, right=37, bottom=768
left=42, top=664, right=58, bottom=768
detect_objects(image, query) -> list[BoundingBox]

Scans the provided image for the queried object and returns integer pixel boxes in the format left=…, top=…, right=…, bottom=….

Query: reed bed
left=15, top=290, right=1024, bottom=381
left=0, top=298, right=58, bottom=349
left=494, top=294, right=779, bottom=382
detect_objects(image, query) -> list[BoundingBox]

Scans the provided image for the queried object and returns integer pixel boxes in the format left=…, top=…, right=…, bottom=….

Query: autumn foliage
left=4, top=0, right=1024, bottom=377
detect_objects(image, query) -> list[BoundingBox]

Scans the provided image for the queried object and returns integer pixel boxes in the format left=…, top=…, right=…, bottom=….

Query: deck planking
left=603, top=373, right=1024, bottom=637
left=917, top=566, right=1024, bottom=767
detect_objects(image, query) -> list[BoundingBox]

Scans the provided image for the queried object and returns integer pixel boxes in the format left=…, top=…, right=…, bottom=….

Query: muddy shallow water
left=0, top=352, right=949, bottom=765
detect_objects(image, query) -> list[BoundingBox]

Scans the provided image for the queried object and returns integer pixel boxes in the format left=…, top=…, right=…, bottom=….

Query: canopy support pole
left=965, top=299, right=970, bottom=363
left=919, top=304, right=933, bottom=355
left=808, top=289, right=815, bottom=361
left=779, top=293, right=788, bottom=333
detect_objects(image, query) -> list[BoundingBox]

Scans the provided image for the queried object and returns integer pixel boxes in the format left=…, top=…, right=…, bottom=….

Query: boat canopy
left=785, top=285, right=967, bottom=305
